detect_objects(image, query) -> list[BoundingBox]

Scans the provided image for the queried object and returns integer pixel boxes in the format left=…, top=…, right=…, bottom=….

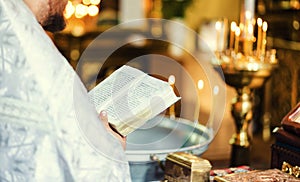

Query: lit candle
left=243, top=10, right=254, bottom=56
left=215, top=21, right=222, bottom=52
left=244, top=11, right=252, bottom=37
left=261, top=21, right=268, bottom=56
left=168, top=75, right=176, bottom=119
left=234, top=27, right=240, bottom=53
left=194, top=80, right=204, bottom=121
left=247, top=23, right=254, bottom=55
left=229, top=21, right=237, bottom=49
left=245, top=11, right=252, bottom=23
left=256, top=18, right=263, bottom=56
left=248, top=23, right=254, bottom=37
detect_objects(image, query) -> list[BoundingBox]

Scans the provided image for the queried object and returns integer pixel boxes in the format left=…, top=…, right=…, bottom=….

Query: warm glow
left=229, top=21, right=237, bottom=49
left=127, top=34, right=146, bottom=47
left=263, top=21, right=268, bottom=32
left=82, top=0, right=91, bottom=5
left=256, top=18, right=263, bottom=55
left=88, top=5, right=99, bottom=16
left=215, top=21, right=222, bottom=30
left=239, top=23, right=244, bottom=31
left=246, top=62, right=259, bottom=71
left=252, top=18, right=256, bottom=25
left=213, top=86, right=219, bottom=95
left=64, top=0, right=100, bottom=19
left=71, top=19, right=86, bottom=37
left=261, top=21, right=268, bottom=55
left=90, top=0, right=101, bottom=5
left=234, top=27, right=240, bottom=53
left=215, top=21, right=222, bottom=51
left=245, top=10, right=252, bottom=20
left=247, top=24, right=253, bottom=34
left=235, top=27, right=241, bottom=36
left=64, top=1, right=75, bottom=19
left=168, top=75, right=175, bottom=85
left=197, top=80, right=204, bottom=90
left=231, top=21, right=237, bottom=32
left=75, top=4, right=88, bottom=18
left=257, top=18, right=263, bottom=27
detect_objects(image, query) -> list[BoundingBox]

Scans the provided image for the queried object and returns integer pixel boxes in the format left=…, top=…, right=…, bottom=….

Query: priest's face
left=24, top=0, right=68, bottom=32
left=42, top=0, right=68, bottom=32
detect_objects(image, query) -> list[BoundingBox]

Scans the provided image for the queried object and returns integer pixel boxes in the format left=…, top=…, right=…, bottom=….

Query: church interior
left=50, top=0, right=300, bottom=181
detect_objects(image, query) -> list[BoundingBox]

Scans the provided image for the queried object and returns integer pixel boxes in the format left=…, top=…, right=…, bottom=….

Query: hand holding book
left=99, top=110, right=126, bottom=149
left=88, top=65, right=181, bottom=136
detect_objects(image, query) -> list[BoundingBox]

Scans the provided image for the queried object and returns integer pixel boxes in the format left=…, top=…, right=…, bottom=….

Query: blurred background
left=50, top=0, right=300, bottom=173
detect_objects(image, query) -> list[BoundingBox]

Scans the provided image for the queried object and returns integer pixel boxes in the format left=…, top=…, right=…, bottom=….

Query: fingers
left=99, top=110, right=126, bottom=150
left=99, top=110, right=110, bottom=128
left=99, top=110, right=117, bottom=136
left=100, top=110, right=120, bottom=136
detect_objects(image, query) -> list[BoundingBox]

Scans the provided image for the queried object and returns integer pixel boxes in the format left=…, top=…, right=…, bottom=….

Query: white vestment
left=0, top=0, right=131, bottom=181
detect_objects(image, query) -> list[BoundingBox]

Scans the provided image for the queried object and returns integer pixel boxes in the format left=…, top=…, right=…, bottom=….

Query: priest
left=0, top=0, right=131, bottom=181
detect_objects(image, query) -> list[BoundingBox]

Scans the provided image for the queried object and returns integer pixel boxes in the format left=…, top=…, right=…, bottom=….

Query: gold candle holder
left=213, top=17, right=277, bottom=166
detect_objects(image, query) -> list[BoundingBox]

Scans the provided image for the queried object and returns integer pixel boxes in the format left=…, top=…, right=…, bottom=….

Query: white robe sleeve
left=0, top=0, right=131, bottom=181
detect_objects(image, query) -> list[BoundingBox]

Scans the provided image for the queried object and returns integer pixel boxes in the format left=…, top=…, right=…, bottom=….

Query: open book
left=88, top=65, right=180, bottom=136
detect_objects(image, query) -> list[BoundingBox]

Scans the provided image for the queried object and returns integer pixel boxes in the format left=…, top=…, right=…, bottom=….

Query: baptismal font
left=212, top=9, right=278, bottom=166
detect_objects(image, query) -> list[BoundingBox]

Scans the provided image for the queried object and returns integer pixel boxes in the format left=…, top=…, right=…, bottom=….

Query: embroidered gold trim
left=282, top=161, right=300, bottom=178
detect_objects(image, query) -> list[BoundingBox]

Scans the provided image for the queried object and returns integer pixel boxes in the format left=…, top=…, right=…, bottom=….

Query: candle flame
left=64, top=1, right=75, bottom=19
left=83, top=0, right=91, bottom=5
left=235, top=27, right=241, bottom=36
left=245, top=11, right=252, bottom=20
left=215, top=21, right=222, bottom=30
left=263, top=21, right=268, bottom=32
left=75, top=4, right=88, bottom=18
left=88, top=5, right=99, bottom=16
left=168, top=75, right=175, bottom=85
left=231, top=21, right=237, bottom=31
left=257, top=18, right=263, bottom=27
left=90, top=0, right=101, bottom=5
left=197, top=80, right=204, bottom=90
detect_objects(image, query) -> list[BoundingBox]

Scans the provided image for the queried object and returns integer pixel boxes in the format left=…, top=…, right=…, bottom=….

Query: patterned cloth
left=0, top=0, right=131, bottom=181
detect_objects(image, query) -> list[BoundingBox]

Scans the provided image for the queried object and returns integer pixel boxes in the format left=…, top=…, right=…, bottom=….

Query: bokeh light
left=64, top=0, right=100, bottom=19
left=88, top=5, right=99, bottom=16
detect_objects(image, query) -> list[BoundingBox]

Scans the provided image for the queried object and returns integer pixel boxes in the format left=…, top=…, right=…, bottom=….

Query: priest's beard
left=42, top=14, right=66, bottom=33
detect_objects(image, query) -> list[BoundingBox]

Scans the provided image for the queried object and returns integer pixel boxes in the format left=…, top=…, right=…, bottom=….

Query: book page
left=88, top=65, right=180, bottom=136
left=88, top=65, right=145, bottom=111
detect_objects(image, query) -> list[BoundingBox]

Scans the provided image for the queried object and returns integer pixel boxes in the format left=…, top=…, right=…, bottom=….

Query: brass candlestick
left=213, top=49, right=277, bottom=166
left=212, top=14, right=278, bottom=166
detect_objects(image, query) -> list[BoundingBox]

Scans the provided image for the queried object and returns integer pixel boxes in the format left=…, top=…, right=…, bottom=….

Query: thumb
left=99, top=110, right=110, bottom=128
left=99, top=110, right=126, bottom=150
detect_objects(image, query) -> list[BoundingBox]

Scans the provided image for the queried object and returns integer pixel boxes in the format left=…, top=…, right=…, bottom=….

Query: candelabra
left=212, top=14, right=278, bottom=166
